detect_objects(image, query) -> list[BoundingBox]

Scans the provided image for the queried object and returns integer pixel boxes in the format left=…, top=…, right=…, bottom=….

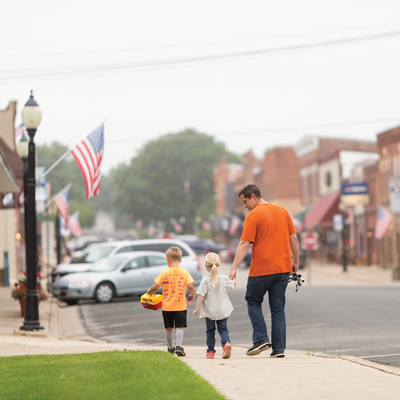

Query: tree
left=110, top=129, right=241, bottom=232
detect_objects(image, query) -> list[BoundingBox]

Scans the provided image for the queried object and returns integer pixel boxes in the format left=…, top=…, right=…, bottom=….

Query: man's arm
left=290, top=234, right=300, bottom=272
left=147, top=283, right=160, bottom=295
left=229, top=240, right=251, bottom=280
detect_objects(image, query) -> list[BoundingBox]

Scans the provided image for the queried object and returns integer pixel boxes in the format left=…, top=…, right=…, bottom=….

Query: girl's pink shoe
left=222, top=342, right=232, bottom=359
left=206, top=352, right=215, bottom=359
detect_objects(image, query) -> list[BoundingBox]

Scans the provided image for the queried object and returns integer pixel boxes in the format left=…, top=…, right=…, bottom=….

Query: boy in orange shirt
left=147, top=246, right=195, bottom=356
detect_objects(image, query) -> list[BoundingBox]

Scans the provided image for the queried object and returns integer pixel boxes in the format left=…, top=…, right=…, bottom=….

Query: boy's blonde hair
left=205, top=252, right=220, bottom=287
left=166, top=246, right=182, bottom=262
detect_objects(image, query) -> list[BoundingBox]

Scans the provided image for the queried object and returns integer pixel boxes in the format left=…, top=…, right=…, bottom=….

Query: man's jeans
left=245, top=273, right=290, bottom=352
left=205, top=317, right=230, bottom=353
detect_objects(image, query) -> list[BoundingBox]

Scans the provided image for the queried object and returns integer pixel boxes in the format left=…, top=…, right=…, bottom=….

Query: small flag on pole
left=54, top=188, right=70, bottom=229
left=15, top=123, right=26, bottom=142
left=184, top=179, right=190, bottom=194
left=202, top=221, right=211, bottom=230
left=69, top=212, right=82, bottom=238
left=375, top=205, right=393, bottom=240
left=71, top=124, right=104, bottom=199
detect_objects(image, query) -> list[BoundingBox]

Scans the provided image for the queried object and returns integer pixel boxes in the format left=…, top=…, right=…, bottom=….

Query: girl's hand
left=193, top=309, right=198, bottom=316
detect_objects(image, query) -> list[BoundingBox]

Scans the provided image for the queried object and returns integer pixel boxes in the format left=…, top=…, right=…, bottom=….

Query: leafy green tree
left=110, top=129, right=240, bottom=232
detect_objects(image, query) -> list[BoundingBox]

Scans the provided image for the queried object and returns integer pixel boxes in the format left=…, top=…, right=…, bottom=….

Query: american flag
left=15, top=123, right=26, bottom=142
left=69, top=212, right=82, bottom=238
left=71, top=124, right=104, bottom=199
left=375, top=206, right=393, bottom=240
left=54, top=188, right=70, bottom=229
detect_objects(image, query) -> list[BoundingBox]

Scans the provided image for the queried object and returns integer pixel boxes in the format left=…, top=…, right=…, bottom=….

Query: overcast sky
left=1, top=1, right=400, bottom=174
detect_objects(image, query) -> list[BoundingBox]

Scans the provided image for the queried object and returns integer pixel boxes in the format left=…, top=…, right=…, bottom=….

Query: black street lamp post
left=19, top=91, right=44, bottom=331
left=339, top=201, right=348, bottom=273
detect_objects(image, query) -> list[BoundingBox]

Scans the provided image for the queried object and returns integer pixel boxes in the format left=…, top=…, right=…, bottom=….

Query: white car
left=52, top=251, right=201, bottom=305
left=50, top=239, right=201, bottom=285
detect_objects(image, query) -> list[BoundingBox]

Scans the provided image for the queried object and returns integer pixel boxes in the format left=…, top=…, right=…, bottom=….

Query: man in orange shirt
left=148, top=246, right=195, bottom=357
left=229, top=184, right=299, bottom=358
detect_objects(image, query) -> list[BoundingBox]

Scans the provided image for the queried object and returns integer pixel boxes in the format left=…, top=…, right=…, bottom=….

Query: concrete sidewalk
left=1, top=264, right=400, bottom=399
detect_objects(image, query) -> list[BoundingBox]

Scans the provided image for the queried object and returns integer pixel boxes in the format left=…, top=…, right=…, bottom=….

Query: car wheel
left=64, top=300, right=79, bottom=306
left=94, top=282, right=114, bottom=303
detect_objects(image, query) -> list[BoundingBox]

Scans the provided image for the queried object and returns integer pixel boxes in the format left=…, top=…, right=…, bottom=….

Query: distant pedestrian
left=193, top=252, right=236, bottom=359
left=229, top=184, right=299, bottom=358
left=147, top=246, right=195, bottom=357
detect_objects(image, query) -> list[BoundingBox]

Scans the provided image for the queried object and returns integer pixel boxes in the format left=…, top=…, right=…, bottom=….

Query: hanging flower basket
left=11, top=273, right=48, bottom=316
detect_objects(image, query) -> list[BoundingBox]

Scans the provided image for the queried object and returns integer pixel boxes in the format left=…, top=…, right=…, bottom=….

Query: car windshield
left=70, top=246, right=115, bottom=264
left=88, top=257, right=128, bottom=272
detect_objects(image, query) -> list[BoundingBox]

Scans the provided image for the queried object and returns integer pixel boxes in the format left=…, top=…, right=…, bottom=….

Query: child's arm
left=187, top=283, right=195, bottom=301
left=193, top=295, right=204, bottom=315
left=147, top=283, right=160, bottom=296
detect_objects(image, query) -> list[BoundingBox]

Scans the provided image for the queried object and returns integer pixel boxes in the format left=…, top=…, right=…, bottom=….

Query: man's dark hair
left=238, top=184, right=261, bottom=199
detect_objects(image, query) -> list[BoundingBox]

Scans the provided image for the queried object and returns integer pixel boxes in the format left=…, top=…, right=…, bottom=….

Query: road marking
left=360, top=353, right=400, bottom=359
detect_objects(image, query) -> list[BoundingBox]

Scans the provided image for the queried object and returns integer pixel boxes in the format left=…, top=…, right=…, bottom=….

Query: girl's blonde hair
left=204, top=252, right=220, bottom=287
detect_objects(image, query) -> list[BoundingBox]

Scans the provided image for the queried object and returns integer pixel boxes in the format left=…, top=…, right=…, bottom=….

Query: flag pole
left=43, top=182, right=72, bottom=211
left=36, top=149, right=72, bottom=184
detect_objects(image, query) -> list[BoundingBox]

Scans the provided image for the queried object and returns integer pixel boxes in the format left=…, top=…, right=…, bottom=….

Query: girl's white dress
left=196, top=273, right=235, bottom=320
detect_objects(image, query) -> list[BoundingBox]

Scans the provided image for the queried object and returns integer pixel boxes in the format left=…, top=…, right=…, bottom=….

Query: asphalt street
left=77, top=284, right=400, bottom=367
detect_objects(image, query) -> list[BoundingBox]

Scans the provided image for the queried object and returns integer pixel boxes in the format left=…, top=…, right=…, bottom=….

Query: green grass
left=0, top=350, right=227, bottom=400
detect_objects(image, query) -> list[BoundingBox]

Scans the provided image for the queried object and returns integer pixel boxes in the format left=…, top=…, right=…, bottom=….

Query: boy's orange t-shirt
left=240, top=203, right=297, bottom=277
left=155, top=267, right=194, bottom=311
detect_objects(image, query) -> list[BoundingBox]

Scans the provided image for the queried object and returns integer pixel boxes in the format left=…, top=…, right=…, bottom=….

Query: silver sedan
left=52, top=251, right=202, bottom=305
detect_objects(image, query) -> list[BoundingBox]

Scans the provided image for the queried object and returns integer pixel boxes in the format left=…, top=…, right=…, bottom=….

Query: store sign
left=341, top=182, right=369, bottom=207
left=389, top=177, right=400, bottom=214
left=341, top=183, right=368, bottom=195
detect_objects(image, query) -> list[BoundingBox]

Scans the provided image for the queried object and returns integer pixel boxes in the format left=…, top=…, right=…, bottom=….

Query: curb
left=311, top=351, right=400, bottom=376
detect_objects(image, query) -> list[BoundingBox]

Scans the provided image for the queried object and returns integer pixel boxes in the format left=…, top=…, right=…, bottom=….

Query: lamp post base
left=20, top=321, right=44, bottom=331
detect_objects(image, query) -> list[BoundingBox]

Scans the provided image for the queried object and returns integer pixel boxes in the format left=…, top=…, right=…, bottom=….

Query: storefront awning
left=304, top=193, right=340, bottom=230
left=0, top=150, right=19, bottom=192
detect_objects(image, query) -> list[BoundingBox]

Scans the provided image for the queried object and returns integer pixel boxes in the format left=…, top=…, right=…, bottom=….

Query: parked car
left=69, top=235, right=109, bottom=258
left=226, top=240, right=252, bottom=267
left=49, top=239, right=200, bottom=285
left=52, top=251, right=202, bottom=305
left=179, top=236, right=226, bottom=255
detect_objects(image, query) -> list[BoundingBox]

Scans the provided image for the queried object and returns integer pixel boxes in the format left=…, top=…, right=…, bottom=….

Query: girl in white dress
left=193, top=252, right=236, bottom=359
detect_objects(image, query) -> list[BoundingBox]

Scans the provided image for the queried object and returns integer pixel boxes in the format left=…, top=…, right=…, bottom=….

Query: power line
left=1, top=29, right=400, bottom=83
left=1, top=21, right=399, bottom=59
left=102, top=117, right=400, bottom=145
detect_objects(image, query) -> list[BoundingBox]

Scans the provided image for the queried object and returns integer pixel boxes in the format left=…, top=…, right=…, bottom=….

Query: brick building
left=375, top=126, right=400, bottom=269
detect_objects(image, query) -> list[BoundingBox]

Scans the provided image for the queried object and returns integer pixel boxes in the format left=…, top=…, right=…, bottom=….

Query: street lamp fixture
left=19, top=91, right=44, bottom=331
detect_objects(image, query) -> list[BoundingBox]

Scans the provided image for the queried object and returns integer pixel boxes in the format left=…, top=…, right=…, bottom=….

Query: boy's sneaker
left=222, top=342, right=232, bottom=359
left=206, top=352, right=215, bottom=359
left=246, top=339, right=271, bottom=356
left=270, top=351, right=285, bottom=358
left=167, top=347, right=175, bottom=354
left=175, top=346, right=186, bottom=357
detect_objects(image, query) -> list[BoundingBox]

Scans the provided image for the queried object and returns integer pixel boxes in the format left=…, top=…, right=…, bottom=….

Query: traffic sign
left=301, top=231, right=319, bottom=250
left=333, top=214, right=343, bottom=232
